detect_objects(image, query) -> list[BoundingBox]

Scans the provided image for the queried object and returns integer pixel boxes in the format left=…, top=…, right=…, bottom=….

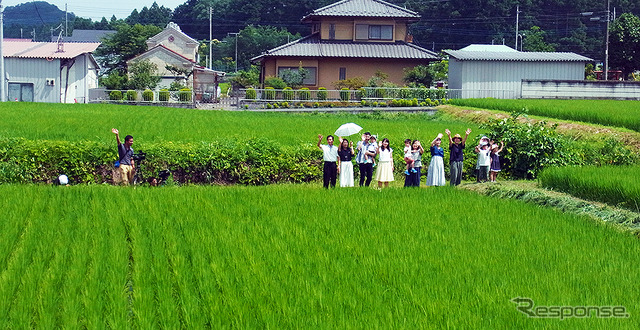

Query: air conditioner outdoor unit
left=46, top=79, right=55, bottom=86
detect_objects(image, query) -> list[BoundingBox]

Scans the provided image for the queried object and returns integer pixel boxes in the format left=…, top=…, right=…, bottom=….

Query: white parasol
left=334, top=123, right=362, bottom=137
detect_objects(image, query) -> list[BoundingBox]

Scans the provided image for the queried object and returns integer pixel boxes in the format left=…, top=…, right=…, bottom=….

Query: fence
left=239, top=87, right=450, bottom=104
left=88, top=89, right=195, bottom=105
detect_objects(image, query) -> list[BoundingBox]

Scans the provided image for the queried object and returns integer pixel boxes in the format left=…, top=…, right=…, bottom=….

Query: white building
left=445, top=45, right=592, bottom=99
left=2, top=40, right=100, bottom=103
left=127, top=22, right=224, bottom=101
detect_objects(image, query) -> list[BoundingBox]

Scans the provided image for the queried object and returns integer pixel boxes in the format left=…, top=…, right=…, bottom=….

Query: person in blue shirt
left=112, top=128, right=135, bottom=185
left=426, top=133, right=446, bottom=186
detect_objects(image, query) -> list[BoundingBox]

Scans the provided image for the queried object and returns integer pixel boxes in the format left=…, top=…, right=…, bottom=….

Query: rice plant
left=450, top=98, right=640, bottom=132
left=540, top=165, right=640, bottom=212
left=0, top=184, right=639, bottom=327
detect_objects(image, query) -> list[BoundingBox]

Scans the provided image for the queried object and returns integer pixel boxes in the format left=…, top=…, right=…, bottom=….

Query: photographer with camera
left=111, top=128, right=135, bottom=185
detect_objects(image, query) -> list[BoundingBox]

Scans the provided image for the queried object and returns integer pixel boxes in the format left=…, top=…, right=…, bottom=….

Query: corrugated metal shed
left=3, top=41, right=100, bottom=59
left=253, top=34, right=437, bottom=61
left=446, top=45, right=592, bottom=99
left=302, top=0, right=420, bottom=21
left=446, top=50, right=593, bottom=62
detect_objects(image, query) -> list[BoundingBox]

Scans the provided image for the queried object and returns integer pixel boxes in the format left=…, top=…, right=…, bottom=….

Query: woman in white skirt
left=337, top=138, right=355, bottom=187
left=375, top=138, right=394, bottom=188
left=426, top=133, right=446, bottom=186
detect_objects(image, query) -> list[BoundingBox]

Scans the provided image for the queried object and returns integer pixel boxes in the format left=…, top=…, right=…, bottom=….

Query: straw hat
left=453, top=134, right=462, bottom=141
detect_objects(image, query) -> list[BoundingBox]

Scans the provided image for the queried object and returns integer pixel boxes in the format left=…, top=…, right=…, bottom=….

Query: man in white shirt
left=317, top=134, right=338, bottom=188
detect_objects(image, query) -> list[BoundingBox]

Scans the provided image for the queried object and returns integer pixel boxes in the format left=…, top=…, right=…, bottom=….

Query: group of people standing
left=317, top=128, right=505, bottom=188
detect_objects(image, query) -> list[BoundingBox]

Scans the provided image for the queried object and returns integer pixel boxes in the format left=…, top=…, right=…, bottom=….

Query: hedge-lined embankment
left=0, top=138, right=322, bottom=185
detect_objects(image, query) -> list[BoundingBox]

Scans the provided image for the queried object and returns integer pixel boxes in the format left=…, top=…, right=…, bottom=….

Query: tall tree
left=94, top=23, right=162, bottom=76
left=609, top=13, right=640, bottom=78
left=522, top=26, right=556, bottom=52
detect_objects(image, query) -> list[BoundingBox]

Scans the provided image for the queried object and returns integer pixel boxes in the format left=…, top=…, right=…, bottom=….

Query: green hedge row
left=0, top=138, right=321, bottom=185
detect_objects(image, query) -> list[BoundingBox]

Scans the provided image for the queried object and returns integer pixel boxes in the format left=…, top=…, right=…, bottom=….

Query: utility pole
left=65, top=3, right=68, bottom=37
left=0, top=0, right=5, bottom=102
left=604, top=0, right=610, bottom=81
left=515, top=5, right=520, bottom=50
left=209, top=7, right=212, bottom=69
left=228, top=32, right=239, bottom=73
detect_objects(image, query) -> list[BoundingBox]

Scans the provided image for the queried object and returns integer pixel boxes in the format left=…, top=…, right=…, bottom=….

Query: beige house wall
left=261, top=57, right=429, bottom=89
left=317, top=18, right=407, bottom=42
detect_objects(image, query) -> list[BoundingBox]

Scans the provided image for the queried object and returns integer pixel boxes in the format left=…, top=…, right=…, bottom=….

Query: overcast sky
left=2, top=0, right=180, bottom=21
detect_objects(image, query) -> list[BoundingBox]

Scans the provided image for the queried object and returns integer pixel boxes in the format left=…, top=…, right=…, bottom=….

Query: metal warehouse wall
left=451, top=60, right=585, bottom=98
left=5, top=58, right=61, bottom=103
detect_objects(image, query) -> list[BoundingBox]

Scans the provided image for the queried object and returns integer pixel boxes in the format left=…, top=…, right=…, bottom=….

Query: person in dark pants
left=361, top=135, right=377, bottom=187
left=404, top=140, right=424, bottom=187
left=445, top=128, right=471, bottom=186
left=355, top=132, right=371, bottom=187
left=318, top=134, right=338, bottom=188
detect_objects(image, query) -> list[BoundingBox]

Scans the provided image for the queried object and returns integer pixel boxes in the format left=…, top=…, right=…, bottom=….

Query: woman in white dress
left=426, top=133, right=446, bottom=186
left=337, top=138, right=355, bottom=187
left=375, top=138, right=394, bottom=188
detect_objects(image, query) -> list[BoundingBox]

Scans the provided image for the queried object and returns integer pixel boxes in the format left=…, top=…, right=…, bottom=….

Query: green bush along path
left=0, top=185, right=639, bottom=328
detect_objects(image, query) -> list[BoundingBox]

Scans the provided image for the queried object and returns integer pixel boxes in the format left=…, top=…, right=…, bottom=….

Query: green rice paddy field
left=0, top=103, right=477, bottom=146
left=449, top=99, right=640, bottom=132
left=1, top=184, right=639, bottom=328
left=2, top=101, right=640, bottom=327
left=540, top=165, right=640, bottom=212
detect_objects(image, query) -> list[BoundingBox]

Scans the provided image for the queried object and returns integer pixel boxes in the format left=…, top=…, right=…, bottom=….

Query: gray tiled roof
left=50, top=30, right=115, bottom=43
left=302, top=0, right=420, bottom=21
left=252, top=34, right=438, bottom=61
left=445, top=50, right=593, bottom=62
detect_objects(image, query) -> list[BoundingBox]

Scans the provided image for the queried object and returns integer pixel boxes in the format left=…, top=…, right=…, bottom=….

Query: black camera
left=132, top=151, right=146, bottom=162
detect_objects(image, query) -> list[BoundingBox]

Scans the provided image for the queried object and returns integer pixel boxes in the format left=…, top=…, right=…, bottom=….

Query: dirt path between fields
left=438, top=105, right=640, bottom=151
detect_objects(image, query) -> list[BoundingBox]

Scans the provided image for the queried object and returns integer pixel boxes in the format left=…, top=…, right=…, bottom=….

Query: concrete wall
left=522, top=80, right=640, bottom=100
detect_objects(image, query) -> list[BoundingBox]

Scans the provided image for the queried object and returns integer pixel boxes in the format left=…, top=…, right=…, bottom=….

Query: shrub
left=142, top=89, right=154, bottom=102
left=297, top=88, right=311, bottom=100
left=0, top=137, right=322, bottom=185
left=264, top=87, right=275, bottom=100
left=317, top=87, right=327, bottom=100
left=264, top=76, right=287, bottom=89
left=126, top=90, right=137, bottom=101
left=283, top=87, right=294, bottom=100
left=109, top=90, right=122, bottom=101
left=179, top=88, right=192, bottom=102
left=246, top=88, right=257, bottom=99
left=266, top=103, right=273, bottom=109
left=159, top=89, right=170, bottom=102
left=340, top=88, right=350, bottom=101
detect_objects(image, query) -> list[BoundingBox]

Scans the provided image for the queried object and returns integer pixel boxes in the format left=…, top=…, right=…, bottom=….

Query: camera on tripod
left=132, top=151, right=146, bottom=162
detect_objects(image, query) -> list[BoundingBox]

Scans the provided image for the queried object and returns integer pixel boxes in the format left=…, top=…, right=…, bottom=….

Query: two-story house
left=127, top=22, right=224, bottom=101
left=252, top=0, right=438, bottom=88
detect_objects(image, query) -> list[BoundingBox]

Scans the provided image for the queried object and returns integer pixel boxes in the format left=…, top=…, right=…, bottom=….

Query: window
left=339, top=68, right=346, bottom=81
left=277, top=67, right=317, bottom=86
left=355, top=24, right=393, bottom=40
left=355, top=24, right=368, bottom=40
left=369, top=25, right=393, bottom=40
left=8, top=83, right=34, bottom=102
left=329, top=24, right=336, bottom=40
left=312, top=23, right=320, bottom=33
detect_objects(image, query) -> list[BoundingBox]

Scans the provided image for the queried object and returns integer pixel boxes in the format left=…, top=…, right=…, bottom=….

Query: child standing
left=426, top=133, right=446, bottom=186
left=490, top=141, right=505, bottom=182
left=403, top=139, right=417, bottom=175
left=475, top=138, right=491, bottom=183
